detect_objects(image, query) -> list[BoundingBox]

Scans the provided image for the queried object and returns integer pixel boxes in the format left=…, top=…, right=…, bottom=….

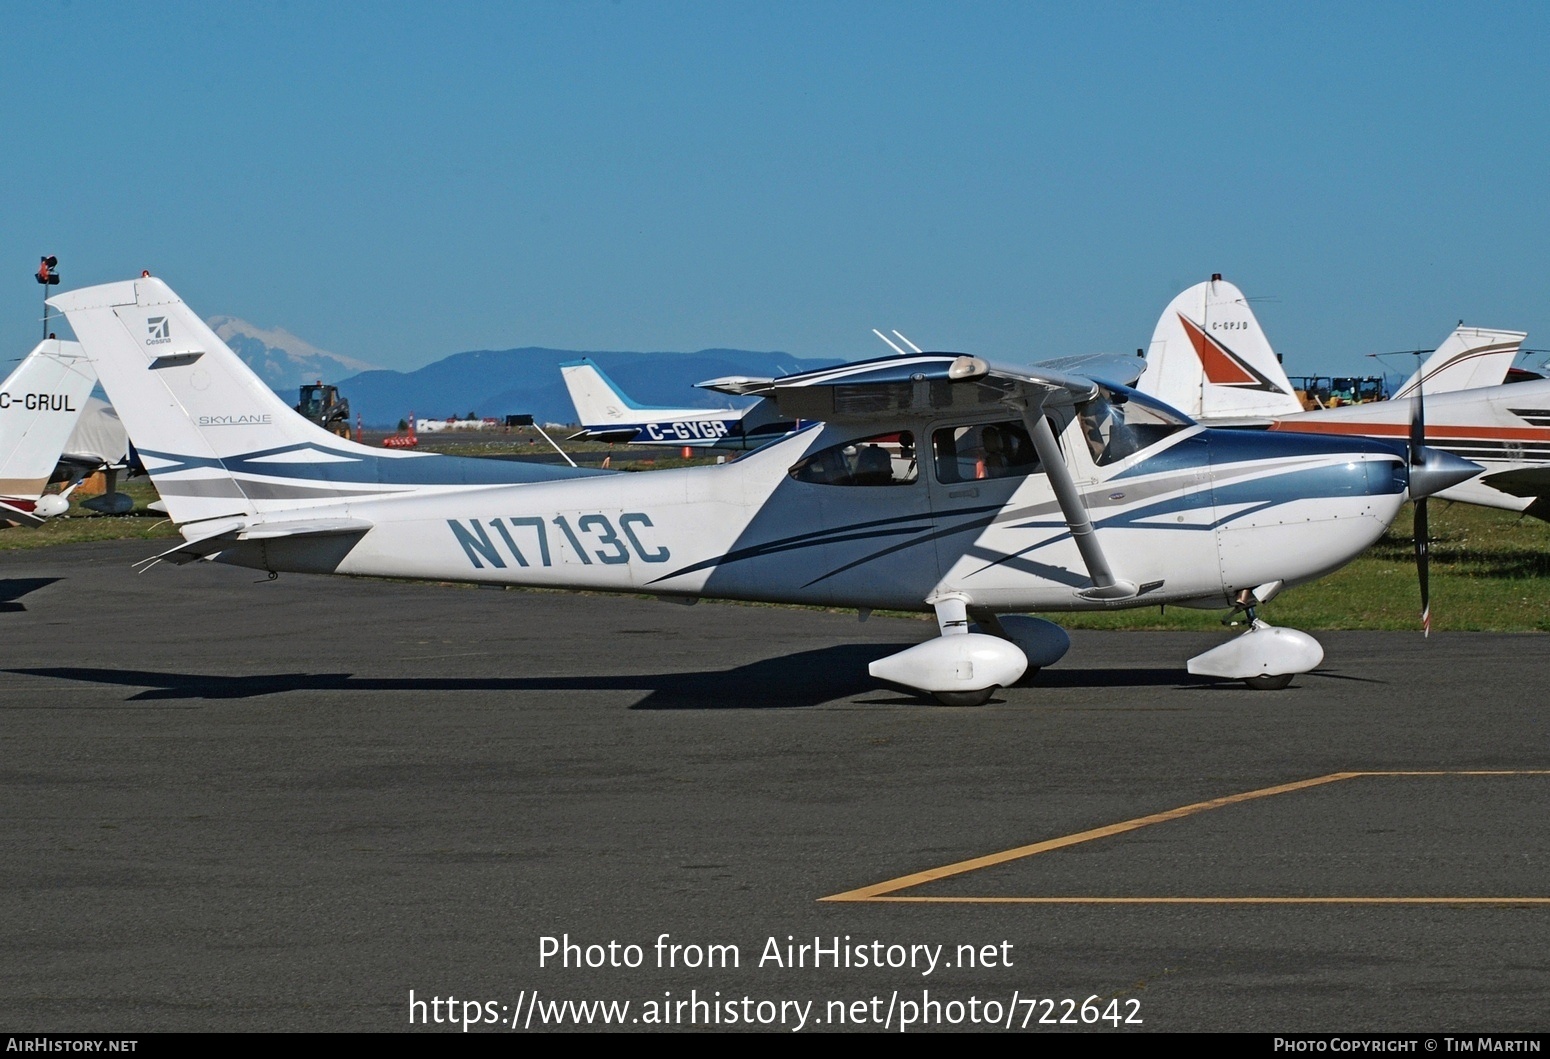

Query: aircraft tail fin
left=561, top=358, right=701, bottom=426
left=51, top=278, right=358, bottom=523
left=1136, top=275, right=1304, bottom=420
left=51, top=277, right=604, bottom=529
left=0, top=339, right=97, bottom=502
left=1391, top=327, right=1526, bottom=400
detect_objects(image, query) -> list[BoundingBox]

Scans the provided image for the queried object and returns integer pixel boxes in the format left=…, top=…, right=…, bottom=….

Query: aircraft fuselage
left=214, top=414, right=1408, bottom=615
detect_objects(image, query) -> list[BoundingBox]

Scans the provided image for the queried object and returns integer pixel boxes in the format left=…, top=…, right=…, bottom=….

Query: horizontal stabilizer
left=1479, top=467, right=1550, bottom=498
left=138, top=516, right=374, bottom=568
left=0, top=500, right=45, bottom=527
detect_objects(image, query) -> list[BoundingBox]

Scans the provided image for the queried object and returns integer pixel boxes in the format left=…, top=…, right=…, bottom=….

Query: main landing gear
left=868, top=593, right=1073, bottom=706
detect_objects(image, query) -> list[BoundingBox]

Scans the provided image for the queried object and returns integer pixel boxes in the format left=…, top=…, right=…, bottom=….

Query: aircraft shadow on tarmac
left=0, top=577, right=61, bottom=613
left=8, top=644, right=1195, bottom=709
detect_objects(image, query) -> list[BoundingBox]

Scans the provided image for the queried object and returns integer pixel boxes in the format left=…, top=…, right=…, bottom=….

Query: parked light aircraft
left=0, top=338, right=131, bottom=525
left=51, top=276, right=1477, bottom=703
left=562, top=357, right=798, bottom=449
left=1138, top=275, right=1550, bottom=521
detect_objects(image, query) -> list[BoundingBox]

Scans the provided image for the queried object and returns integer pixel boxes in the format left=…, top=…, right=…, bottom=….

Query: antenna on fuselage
left=872, top=329, right=925, bottom=356
left=872, top=329, right=908, bottom=355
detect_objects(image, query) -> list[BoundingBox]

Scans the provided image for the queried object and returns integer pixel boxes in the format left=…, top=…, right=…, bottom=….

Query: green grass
left=8, top=468, right=1549, bottom=633
left=0, top=479, right=178, bottom=550
left=1059, top=502, right=1550, bottom=632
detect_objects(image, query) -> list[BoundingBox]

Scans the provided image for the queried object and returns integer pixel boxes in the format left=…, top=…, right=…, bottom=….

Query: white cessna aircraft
left=50, top=276, right=1476, bottom=704
left=562, top=357, right=798, bottom=450
left=0, top=338, right=130, bottom=525
left=1138, top=275, right=1550, bottom=521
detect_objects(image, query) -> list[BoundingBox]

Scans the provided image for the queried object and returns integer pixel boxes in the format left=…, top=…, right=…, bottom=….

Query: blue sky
left=4, top=1, right=1548, bottom=376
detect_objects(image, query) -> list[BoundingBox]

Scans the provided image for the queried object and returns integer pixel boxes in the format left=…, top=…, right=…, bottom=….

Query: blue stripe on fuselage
left=1111, top=428, right=1407, bottom=480
left=139, top=442, right=611, bottom=486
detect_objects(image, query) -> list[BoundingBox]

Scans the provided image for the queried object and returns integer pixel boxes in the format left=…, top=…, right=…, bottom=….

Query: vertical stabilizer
left=51, top=277, right=600, bottom=529
left=50, top=277, right=395, bottom=524
left=561, top=358, right=704, bottom=426
left=1392, top=327, right=1526, bottom=399
left=0, top=339, right=97, bottom=501
left=1137, top=275, right=1303, bottom=420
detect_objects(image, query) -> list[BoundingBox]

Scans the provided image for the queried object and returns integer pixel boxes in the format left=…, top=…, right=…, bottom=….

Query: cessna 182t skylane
left=1138, top=275, right=1550, bottom=520
left=51, top=276, right=1477, bottom=704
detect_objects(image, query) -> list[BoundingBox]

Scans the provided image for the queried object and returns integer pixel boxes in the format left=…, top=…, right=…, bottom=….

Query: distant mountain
left=208, top=316, right=379, bottom=395
left=206, top=314, right=849, bottom=426
left=335, top=348, right=847, bottom=427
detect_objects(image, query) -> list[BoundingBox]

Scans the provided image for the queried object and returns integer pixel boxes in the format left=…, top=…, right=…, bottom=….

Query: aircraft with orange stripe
left=1137, top=275, right=1550, bottom=520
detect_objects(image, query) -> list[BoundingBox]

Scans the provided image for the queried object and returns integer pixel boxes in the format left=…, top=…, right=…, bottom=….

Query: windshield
left=1076, top=383, right=1191, bottom=466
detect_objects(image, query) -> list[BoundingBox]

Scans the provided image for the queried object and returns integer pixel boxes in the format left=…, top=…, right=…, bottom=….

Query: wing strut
left=1017, top=403, right=1138, bottom=602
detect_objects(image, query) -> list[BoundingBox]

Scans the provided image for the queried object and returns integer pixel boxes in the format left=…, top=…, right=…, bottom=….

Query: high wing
left=709, top=350, right=1147, bottom=416
left=728, top=350, right=1177, bottom=601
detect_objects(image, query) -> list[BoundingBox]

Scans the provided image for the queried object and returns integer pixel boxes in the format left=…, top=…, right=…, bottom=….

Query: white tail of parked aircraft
left=0, top=339, right=101, bottom=524
left=1390, top=327, right=1527, bottom=400
left=562, top=357, right=796, bottom=449
left=1136, top=275, right=1304, bottom=422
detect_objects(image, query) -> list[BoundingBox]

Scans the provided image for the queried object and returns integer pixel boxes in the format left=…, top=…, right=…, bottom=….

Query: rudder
left=1137, top=275, right=1303, bottom=420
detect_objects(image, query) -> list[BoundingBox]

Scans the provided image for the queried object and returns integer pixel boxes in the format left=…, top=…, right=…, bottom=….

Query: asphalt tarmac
left=2, top=540, right=1547, bottom=1034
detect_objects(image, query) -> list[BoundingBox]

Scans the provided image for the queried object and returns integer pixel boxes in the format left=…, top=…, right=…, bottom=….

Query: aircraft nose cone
left=1407, top=448, right=1482, bottom=500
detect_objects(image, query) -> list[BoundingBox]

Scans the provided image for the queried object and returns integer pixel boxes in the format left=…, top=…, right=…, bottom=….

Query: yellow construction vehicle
left=295, top=380, right=352, bottom=437
left=1288, top=375, right=1387, bottom=411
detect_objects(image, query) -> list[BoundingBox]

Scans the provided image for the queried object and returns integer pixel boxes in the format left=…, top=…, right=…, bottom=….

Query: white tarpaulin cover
left=63, top=398, right=130, bottom=467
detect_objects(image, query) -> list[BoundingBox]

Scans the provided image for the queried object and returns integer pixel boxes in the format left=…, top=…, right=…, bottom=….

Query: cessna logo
left=147, top=317, right=172, bottom=345
left=197, top=414, right=273, bottom=426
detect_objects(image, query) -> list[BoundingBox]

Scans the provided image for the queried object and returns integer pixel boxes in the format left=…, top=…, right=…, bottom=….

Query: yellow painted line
left=844, top=897, right=1550, bottom=905
left=1350, top=770, right=1550, bottom=776
left=821, top=771, right=1360, bottom=902
left=821, top=770, right=1550, bottom=904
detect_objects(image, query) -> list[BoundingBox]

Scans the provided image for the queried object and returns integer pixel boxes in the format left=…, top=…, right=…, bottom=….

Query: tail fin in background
left=1391, top=327, right=1526, bottom=400
left=1136, top=275, right=1304, bottom=421
left=0, top=339, right=97, bottom=507
left=560, top=358, right=707, bottom=426
left=50, top=277, right=599, bottom=528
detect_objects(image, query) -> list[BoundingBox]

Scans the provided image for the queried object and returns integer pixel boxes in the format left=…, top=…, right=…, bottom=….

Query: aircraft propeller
left=1408, top=361, right=1430, bottom=636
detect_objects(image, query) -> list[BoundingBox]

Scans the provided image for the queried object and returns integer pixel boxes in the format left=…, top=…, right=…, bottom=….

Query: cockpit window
left=788, top=431, right=918, bottom=486
left=932, top=419, right=1042, bottom=484
left=1077, top=383, right=1190, bottom=466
